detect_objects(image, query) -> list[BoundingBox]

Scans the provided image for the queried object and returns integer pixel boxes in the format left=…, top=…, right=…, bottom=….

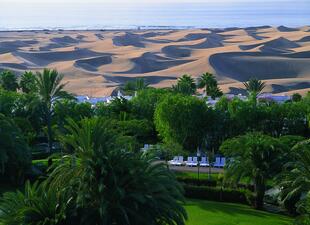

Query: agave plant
left=48, top=117, right=187, bottom=225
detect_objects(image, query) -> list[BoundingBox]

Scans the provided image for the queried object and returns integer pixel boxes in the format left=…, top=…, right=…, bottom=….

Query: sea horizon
left=1, top=1, right=310, bottom=31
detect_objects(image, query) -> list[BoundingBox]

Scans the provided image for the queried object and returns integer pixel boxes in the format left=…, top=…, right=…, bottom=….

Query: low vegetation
left=0, top=69, right=309, bottom=224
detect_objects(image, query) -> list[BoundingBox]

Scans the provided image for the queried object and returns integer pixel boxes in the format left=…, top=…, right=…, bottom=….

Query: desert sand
left=0, top=26, right=309, bottom=96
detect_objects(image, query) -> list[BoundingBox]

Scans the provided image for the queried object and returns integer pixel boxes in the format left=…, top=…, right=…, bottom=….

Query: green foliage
left=47, top=118, right=187, bottom=225
left=0, top=114, right=31, bottom=184
left=243, top=77, right=266, bottom=98
left=155, top=94, right=210, bottom=151
left=197, top=72, right=223, bottom=99
left=0, top=181, right=70, bottom=225
left=173, top=74, right=197, bottom=95
left=277, top=139, right=310, bottom=215
left=122, top=78, right=148, bottom=95
left=35, top=69, right=70, bottom=152
left=220, top=132, right=284, bottom=209
left=19, top=71, right=37, bottom=93
left=292, top=93, right=302, bottom=102
left=184, top=185, right=253, bottom=205
left=0, top=70, right=19, bottom=91
left=131, top=88, right=170, bottom=121
left=295, top=191, right=310, bottom=225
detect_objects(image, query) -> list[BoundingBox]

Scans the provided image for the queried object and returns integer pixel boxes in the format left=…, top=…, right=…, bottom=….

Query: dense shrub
left=177, top=177, right=217, bottom=187
left=184, top=184, right=254, bottom=205
left=0, top=114, right=31, bottom=184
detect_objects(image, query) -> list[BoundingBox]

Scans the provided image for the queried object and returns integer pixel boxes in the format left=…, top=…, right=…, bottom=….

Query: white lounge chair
left=186, top=157, right=193, bottom=166
left=214, top=157, right=221, bottom=167
left=168, top=156, right=179, bottom=166
left=219, top=157, right=226, bottom=168
left=200, top=157, right=209, bottom=167
left=192, top=157, right=198, bottom=167
left=175, top=156, right=184, bottom=166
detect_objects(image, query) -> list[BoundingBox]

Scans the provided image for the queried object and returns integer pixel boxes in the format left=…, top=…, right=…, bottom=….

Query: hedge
left=183, top=184, right=254, bottom=205
left=177, top=177, right=217, bottom=187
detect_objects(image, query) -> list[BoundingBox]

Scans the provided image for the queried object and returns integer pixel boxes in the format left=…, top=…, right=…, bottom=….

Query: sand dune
left=74, top=55, right=112, bottom=72
left=0, top=26, right=309, bottom=96
left=210, top=52, right=310, bottom=81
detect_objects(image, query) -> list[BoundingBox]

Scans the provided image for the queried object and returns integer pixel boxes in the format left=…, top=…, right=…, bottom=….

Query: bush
left=177, top=177, right=217, bottom=187
left=184, top=184, right=254, bottom=205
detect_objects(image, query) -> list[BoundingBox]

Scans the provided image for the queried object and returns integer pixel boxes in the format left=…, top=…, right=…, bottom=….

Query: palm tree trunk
left=254, top=176, right=266, bottom=209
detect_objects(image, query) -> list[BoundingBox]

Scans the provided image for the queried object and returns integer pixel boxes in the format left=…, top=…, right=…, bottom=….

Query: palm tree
left=35, top=69, right=69, bottom=152
left=220, top=132, right=283, bottom=209
left=277, top=139, right=310, bottom=213
left=173, top=74, right=196, bottom=95
left=197, top=72, right=215, bottom=92
left=243, top=77, right=266, bottom=98
left=0, top=70, right=19, bottom=91
left=48, top=118, right=187, bottom=225
left=0, top=181, right=69, bottom=225
left=19, top=71, right=37, bottom=93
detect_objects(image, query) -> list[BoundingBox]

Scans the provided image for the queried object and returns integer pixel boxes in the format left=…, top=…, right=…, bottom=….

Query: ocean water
left=0, top=0, right=310, bottom=30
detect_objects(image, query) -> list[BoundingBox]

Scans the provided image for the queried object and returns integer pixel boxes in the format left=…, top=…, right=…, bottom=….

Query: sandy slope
left=0, top=26, right=310, bottom=96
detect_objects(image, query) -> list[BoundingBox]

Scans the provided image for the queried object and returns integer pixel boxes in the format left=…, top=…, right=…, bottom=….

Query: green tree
left=122, top=78, right=148, bottom=95
left=48, top=118, right=187, bottom=225
left=292, top=93, right=302, bottom=102
left=35, top=69, right=70, bottom=152
left=220, top=132, right=284, bottom=209
left=19, top=71, right=37, bottom=93
left=197, top=72, right=223, bottom=99
left=0, top=114, right=31, bottom=184
left=173, top=74, right=196, bottom=95
left=243, top=77, right=266, bottom=99
left=0, top=181, right=70, bottom=225
left=155, top=94, right=210, bottom=151
left=277, top=139, right=310, bottom=215
left=0, top=70, right=19, bottom=91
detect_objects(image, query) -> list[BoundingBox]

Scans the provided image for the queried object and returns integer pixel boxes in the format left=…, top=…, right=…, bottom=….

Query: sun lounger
left=192, top=157, right=198, bottom=167
left=175, top=156, right=184, bottom=166
left=186, top=157, right=193, bottom=166
left=200, top=157, right=209, bottom=167
left=219, top=157, right=226, bottom=168
left=214, top=157, right=221, bottom=167
left=168, top=156, right=179, bottom=166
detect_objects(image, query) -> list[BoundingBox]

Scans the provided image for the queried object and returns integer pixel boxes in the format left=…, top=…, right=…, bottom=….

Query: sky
left=1, top=0, right=309, bottom=29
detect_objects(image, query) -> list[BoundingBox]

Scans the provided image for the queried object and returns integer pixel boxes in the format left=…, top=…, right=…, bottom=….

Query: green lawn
left=185, top=199, right=292, bottom=225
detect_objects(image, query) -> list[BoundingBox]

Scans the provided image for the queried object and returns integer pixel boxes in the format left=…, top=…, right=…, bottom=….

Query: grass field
left=185, top=199, right=292, bottom=225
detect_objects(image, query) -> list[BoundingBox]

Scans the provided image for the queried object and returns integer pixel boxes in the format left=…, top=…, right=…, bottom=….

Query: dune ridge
left=0, top=26, right=309, bottom=96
